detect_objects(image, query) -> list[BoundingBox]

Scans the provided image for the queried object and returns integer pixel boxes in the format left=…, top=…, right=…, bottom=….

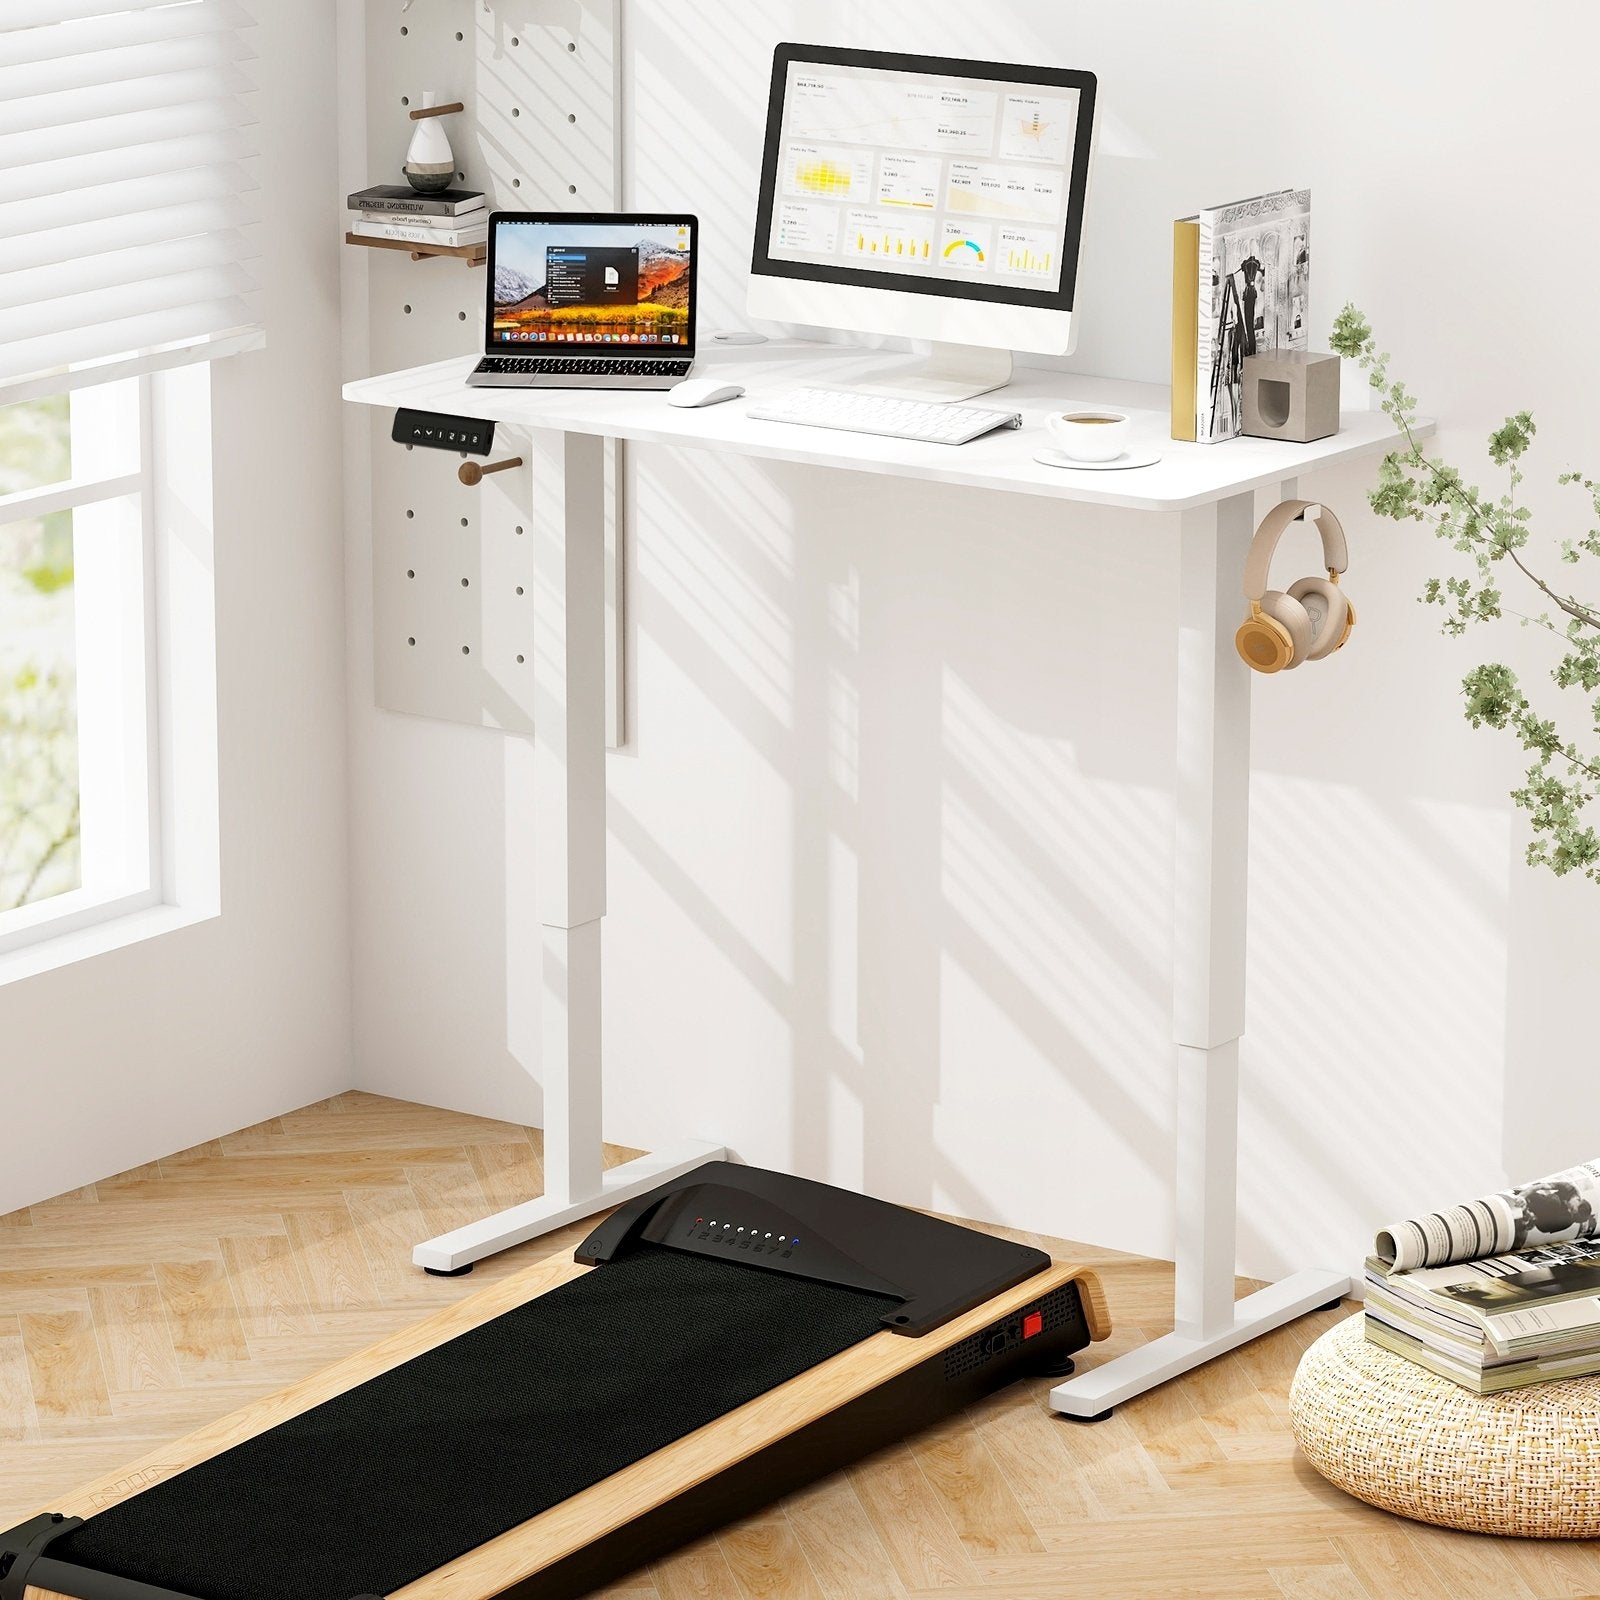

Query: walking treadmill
left=0, top=1162, right=1109, bottom=1600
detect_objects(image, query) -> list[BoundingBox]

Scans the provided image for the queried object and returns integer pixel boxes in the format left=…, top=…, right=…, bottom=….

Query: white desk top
left=343, top=341, right=1423, bottom=513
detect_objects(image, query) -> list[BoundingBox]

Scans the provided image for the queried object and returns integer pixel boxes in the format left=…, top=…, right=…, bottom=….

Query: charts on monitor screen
left=768, top=63, right=1080, bottom=295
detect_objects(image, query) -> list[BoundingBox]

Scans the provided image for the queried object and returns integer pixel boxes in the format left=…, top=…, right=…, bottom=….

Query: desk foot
left=411, top=1138, right=728, bottom=1273
left=1048, top=1268, right=1351, bottom=1417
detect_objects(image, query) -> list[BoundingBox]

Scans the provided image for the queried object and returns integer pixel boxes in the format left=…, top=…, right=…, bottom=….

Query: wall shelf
left=344, top=231, right=486, bottom=266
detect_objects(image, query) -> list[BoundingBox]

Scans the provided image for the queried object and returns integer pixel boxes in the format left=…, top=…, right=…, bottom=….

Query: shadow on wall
left=604, top=437, right=1183, bottom=1258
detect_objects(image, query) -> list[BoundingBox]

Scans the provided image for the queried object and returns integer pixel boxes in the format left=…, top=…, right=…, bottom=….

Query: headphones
left=1235, top=499, right=1356, bottom=674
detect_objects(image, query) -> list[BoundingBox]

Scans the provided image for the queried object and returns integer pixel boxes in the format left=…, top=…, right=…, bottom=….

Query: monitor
left=485, top=213, right=697, bottom=353
left=749, top=45, right=1096, bottom=400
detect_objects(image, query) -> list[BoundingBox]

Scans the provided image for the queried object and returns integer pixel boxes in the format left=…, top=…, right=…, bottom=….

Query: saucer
left=1033, top=446, right=1162, bottom=472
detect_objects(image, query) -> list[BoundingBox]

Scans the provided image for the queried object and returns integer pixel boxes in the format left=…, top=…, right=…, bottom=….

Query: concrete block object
left=1242, top=349, right=1341, bottom=442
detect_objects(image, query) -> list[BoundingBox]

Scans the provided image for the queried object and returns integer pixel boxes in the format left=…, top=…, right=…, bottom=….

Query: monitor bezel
left=483, top=211, right=699, bottom=355
left=750, top=44, right=1096, bottom=312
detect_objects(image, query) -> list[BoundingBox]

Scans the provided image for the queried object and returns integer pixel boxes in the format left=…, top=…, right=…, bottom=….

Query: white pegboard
left=360, top=0, right=623, bottom=739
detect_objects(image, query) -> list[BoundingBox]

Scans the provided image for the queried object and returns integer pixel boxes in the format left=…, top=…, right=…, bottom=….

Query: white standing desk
left=344, top=340, right=1426, bottom=1417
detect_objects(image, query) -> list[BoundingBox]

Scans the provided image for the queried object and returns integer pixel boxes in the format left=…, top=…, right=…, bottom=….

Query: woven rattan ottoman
left=1290, top=1314, right=1600, bottom=1537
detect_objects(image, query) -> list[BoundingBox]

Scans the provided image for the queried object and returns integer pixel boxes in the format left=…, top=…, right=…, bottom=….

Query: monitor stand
left=853, top=342, right=1014, bottom=404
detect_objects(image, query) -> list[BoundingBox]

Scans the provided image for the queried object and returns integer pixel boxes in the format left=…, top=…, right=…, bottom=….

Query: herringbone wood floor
left=1, top=1092, right=1596, bottom=1600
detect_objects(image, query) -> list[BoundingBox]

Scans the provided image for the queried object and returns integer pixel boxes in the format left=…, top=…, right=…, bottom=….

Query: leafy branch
left=1330, top=304, right=1600, bottom=882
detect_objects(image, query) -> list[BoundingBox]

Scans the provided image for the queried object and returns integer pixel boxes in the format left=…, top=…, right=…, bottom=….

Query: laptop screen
left=488, top=217, right=696, bottom=353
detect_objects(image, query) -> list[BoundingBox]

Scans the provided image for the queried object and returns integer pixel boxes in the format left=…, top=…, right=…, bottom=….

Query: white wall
left=348, top=0, right=1600, bottom=1276
left=0, top=0, right=352, bottom=1215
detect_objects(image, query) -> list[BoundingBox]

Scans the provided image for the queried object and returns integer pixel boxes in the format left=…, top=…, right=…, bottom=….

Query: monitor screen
left=488, top=217, right=695, bottom=349
left=752, top=47, right=1095, bottom=311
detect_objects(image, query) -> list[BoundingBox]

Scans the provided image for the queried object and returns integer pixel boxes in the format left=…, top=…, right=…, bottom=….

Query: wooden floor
left=0, top=1094, right=1595, bottom=1600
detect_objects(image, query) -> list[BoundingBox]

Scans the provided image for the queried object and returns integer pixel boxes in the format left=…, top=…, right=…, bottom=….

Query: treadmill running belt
left=51, top=1244, right=900, bottom=1600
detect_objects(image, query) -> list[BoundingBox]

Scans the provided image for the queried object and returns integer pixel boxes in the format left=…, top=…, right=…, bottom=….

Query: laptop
left=468, top=211, right=698, bottom=389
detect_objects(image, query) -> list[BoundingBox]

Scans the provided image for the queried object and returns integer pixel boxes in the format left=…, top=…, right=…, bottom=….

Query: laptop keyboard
left=475, top=356, right=693, bottom=377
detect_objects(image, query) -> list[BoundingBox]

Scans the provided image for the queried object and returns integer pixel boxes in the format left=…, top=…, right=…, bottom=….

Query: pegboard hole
left=567, top=40, right=576, bottom=52
left=516, top=654, right=525, bottom=664
left=512, top=107, right=520, bottom=118
left=457, top=171, right=465, bottom=181
left=458, top=311, right=467, bottom=321
left=401, top=95, right=410, bottom=106
left=567, top=184, right=577, bottom=195
left=407, top=568, right=415, bottom=579
left=567, top=113, right=576, bottom=124
left=459, top=517, right=469, bottom=528
left=512, top=178, right=521, bottom=189
left=399, top=24, right=408, bottom=35
left=402, top=304, right=412, bottom=314
left=407, top=636, right=416, bottom=646
left=454, top=30, right=463, bottom=41
left=510, top=35, right=519, bottom=45
left=514, top=525, right=524, bottom=535
left=515, top=585, right=524, bottom=595
left=460, top=577, right=470, bottom=587
left=406, top=509, right=415, bottom=519
left=461, top=645, right=471, bottom=655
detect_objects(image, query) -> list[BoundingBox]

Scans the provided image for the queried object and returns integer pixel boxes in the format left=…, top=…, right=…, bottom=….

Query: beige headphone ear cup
left=1259, top=590, right=1313, bottom=670
left=1286, top=576, right=1351, bottom=661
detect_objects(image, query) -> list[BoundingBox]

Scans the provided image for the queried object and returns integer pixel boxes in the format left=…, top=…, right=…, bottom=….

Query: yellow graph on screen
left=1006, top=244, right=1052, bottom=273
left=854, top=232, right=931, bottom=259
left=793, top=159, right=855, bottom=196
left=1012, top=110, right=1054, bottom=148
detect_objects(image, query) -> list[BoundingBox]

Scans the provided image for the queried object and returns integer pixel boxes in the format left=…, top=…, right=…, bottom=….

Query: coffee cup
left=1045, top=408, right=1132, bottom=463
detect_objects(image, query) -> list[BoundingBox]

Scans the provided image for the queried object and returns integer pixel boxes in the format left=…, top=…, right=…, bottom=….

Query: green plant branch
left=1332, top=303, right=1600, bottom=881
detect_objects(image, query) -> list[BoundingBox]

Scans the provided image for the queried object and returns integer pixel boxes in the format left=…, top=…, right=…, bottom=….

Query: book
left=347, top=184, right=486, bottom=218
left=354, top=209, right=465, bottom=230
left=1171, top=188, right=1310, bottom=442
left=351, top=219, right=488, bottom=249
left=1364, top=1236, right=1600, bottom=1393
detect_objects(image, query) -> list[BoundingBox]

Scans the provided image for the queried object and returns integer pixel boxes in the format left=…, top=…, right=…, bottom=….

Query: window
left=0, top=380, right=153, bottom=952
left=0, top=1, right=259, bottom=969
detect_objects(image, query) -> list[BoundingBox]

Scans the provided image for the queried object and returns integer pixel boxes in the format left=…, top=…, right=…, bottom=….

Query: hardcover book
left=1172, top=188, right=1310, bottom=442
left=347, top=184, right=487, bottom=218
left=352, top=218, right=488, bottom=248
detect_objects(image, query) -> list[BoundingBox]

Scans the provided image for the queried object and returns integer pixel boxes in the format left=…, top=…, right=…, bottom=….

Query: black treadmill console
left=575, top=1161, right=1050, bottom=1336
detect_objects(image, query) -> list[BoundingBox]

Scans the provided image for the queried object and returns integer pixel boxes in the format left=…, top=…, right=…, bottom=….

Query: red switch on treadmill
left=1022, top=1311, right=1043, bottom=1340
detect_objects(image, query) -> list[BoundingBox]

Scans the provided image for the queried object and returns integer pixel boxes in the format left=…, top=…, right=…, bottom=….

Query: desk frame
left=344, top=351, right=1410, bottom=1412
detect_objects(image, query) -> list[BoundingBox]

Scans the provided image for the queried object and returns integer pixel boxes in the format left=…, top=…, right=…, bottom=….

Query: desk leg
left=1049, top=488, right=1348, bottom=1415
left=413, top=430, right=723, bottom=1273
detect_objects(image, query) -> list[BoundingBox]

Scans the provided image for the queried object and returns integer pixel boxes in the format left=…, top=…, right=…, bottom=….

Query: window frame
left=0, top=363, right=220, bottom=978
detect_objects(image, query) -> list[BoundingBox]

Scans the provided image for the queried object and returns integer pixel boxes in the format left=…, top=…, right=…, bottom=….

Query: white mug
left=1046, top=408, right=1132, bottom=463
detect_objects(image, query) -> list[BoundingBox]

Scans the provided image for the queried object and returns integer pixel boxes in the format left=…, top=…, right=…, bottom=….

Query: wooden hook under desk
left=409, top=101, right=465, bottom=120
left=459, top=456, right=523, bottom=485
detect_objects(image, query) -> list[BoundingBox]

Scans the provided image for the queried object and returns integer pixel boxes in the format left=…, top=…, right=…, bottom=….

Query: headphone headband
left=1242, top=500, right=1349, bottom=602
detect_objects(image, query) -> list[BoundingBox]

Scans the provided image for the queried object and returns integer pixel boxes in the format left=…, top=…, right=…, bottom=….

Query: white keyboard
left=745, top=387, right=1022, bottom=446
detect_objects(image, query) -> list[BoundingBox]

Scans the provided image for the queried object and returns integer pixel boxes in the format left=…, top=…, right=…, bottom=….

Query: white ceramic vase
left=404, top=91, right=455, bottom=193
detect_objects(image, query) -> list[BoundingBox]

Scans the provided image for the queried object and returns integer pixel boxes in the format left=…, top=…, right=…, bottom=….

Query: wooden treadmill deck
left=20, top=1241, right=1105, bottom=1600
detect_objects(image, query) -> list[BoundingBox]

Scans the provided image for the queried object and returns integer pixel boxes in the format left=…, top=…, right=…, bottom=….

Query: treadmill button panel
left=692, top=1217, right=797, bottom=1258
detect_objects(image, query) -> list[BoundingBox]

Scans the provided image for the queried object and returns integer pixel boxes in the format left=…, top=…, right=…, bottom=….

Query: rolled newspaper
left=1376, top=1160, right=1600, bottom=1271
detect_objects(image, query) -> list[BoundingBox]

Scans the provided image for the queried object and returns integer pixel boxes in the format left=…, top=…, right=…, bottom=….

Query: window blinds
left=0, top=0, right=261, bottom=392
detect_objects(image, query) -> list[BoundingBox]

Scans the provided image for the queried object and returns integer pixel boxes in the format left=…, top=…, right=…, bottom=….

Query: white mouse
left=668, top=379, right=746, bottom=409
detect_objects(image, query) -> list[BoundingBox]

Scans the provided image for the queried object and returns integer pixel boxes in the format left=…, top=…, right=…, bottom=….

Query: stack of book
left=1366, top=1159, right=1600, bottom=1393
left=1365, top=1240, right=1600, bottom=1393
left=347, top=185, right=488, bottom=252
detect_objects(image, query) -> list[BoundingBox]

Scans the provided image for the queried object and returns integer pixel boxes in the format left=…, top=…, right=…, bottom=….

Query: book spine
left=347, top=195, right=484, bottom=218
left=1170, top=220, right=1198, bottom=442
left=1194, top=207, right=1232, bottom=443
left=355, top=211, right=463, bottom=229
left=354, top=221, right=485, bottom=247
